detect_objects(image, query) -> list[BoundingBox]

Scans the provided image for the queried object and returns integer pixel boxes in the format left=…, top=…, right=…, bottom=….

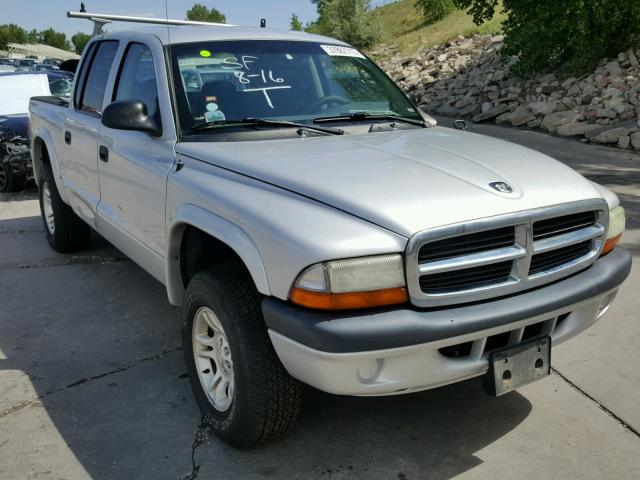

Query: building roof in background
left=6, top=43, right=80, bottom=60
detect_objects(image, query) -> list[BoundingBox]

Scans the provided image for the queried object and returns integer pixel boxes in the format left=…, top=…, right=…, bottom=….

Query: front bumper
left=263, top=248, right=631, bottom=396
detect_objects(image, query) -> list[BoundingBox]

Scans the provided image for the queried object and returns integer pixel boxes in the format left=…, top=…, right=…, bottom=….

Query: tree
left=309, top=0, right=381, bottom=49
left=454, top=0, right=640, bottom=75
left=414, top=0, right=458, bottom=25
left=290, top=14, right=303, bottom=31
left=72, top=32, right=91, bottom=54
left=0, top=24, right=27, bottom=49
left=25, top=29, right=41, bottom=44
left=40, top=28, right=71, bottom=51
left=186, top=3, right=226, bottom=23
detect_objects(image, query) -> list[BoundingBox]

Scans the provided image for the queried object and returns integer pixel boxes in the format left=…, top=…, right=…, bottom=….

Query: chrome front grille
left=406, top=200, right=608, bottom=307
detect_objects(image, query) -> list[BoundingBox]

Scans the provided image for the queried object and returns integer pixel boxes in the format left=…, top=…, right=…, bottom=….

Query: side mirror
left=417, top=107, right=437, bottom=127
left=102, top=100, right=162, bottom=137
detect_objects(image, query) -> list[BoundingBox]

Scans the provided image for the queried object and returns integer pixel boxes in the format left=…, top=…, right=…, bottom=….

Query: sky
left=2, top=0, right=393, bottom=39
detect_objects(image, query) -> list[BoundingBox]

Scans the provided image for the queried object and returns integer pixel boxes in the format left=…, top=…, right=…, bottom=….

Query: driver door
left=96, top=40, right=176, bottom=281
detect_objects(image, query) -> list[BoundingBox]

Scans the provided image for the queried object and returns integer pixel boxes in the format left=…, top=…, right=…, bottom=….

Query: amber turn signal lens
left=290, top=287, right=408, bottom=310
left=600, top=233, right=622, bottom=256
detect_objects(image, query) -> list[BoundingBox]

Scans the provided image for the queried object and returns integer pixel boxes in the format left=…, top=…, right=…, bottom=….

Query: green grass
left=371, top=0, right=506, bottom=57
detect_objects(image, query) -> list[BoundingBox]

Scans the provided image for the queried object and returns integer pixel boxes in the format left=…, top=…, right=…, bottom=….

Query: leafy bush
left=454, top=0, right=640, bottom=76
left=310, top=0, right=382, bottom=50
left=186, top=3, right=226, bottom=23
left=414, top=0, right=458, bottom=25
left=290, top=14, right=303, bottom=31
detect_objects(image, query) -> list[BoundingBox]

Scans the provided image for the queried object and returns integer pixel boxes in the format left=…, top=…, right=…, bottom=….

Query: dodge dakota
left=29, top=24, right=631, bottom=447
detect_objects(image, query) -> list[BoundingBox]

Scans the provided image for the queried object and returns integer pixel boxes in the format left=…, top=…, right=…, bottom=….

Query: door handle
left=99, top=145, right=109, bottom=162
left=64, top=131, right=71, bottom=144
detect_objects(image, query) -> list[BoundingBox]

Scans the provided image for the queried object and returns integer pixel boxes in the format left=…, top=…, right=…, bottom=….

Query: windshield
left=48, top=74, right=73, bottom=97
left=170, top=40, right=420, bottom=135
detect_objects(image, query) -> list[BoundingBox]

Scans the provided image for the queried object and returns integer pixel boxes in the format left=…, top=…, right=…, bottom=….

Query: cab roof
left=99, top=25, right=349, bottom=47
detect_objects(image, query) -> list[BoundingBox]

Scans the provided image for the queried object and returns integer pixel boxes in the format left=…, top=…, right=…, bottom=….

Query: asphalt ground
left=0, top=123, right=638, bottom=479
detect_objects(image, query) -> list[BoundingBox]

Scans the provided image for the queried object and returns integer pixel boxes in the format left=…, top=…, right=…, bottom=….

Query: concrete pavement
left=0, top=125, right=638, bottom=479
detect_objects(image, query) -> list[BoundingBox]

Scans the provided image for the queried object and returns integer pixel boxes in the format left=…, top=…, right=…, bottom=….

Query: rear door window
left=73, top=42, right=96, bottom=107
left=79, top=41, right=119, bottom=115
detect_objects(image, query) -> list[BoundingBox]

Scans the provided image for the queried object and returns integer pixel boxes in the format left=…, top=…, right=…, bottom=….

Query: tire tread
left=184, top=263, right=302, bottom=447
left=39, top=162, right=90, bottom=252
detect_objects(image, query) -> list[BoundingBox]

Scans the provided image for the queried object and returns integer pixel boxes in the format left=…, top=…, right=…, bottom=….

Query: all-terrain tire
left=38, top=162, right=91, bottom=252
left=0, top=159, right=25, bottom=193
left=182, top=263, right=302, bottom=448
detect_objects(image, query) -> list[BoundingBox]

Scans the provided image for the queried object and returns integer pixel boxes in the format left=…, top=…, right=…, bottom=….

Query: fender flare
left=166, top=204, right=270, bottom=306
left=32, top=128, right=68, bottom=203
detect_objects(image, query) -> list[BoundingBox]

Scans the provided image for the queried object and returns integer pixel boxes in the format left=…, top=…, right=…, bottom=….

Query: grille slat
left=529, top=240, right=592, bottom=275
left=419, top=227, right=515, bottom=262
left=533, top=211, right=597, bottom=240
left=420, top=261, right=512, bottom=293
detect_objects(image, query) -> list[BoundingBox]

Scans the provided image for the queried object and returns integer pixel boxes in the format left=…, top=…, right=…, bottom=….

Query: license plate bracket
left=484, top=335, right=551, bottom=396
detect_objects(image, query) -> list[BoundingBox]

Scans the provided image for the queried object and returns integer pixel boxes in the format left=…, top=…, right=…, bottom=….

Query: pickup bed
left=30, top=25, right=631, bottom=448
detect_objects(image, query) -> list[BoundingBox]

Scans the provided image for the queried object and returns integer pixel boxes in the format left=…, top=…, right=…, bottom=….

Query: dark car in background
left=17, top=59, right=37, bottom=71
left=30, top=64, right=60, bottom=72
left=0, top=71, right=73, bottom=192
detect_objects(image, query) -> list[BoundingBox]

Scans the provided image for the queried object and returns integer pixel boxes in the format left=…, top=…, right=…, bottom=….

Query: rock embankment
left=377, top=35, right=640, bottom=150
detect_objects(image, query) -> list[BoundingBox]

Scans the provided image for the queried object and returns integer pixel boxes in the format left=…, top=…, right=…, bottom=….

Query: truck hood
left=178, top=128, right=603, bottom=238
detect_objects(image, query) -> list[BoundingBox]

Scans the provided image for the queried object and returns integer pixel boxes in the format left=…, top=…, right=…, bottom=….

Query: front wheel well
left=179, top=226, right=247, bottom=288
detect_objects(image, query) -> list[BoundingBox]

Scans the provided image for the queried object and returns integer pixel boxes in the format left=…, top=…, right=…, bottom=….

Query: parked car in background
left=0, top=115, right=30, bottom=192
left=17, top=59, right=37, bottom=71
left=42, top=58, right=62, bottom=66
left=30, top=64, right=60, bottom=72
left=0, top=59, right=17, bottom=72
left=0, top=71, right=73, bottom=192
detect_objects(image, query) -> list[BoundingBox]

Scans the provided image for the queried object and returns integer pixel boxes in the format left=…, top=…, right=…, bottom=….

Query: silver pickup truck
left=29, top=24, right=630, bottom=448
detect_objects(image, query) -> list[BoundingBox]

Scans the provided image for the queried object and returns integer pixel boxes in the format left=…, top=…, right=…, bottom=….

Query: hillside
left=371, top=0, right=505, bottom=58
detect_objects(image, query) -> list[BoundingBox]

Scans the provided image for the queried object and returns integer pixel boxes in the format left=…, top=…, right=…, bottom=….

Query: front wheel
left=182, top=264, right=302, bottom=448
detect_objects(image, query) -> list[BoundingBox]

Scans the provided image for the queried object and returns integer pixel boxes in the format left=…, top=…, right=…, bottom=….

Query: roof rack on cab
left=67, top=10, right=233, bottom=36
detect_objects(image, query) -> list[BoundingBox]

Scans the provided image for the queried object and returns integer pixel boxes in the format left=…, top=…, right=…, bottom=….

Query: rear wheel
left=38, top=162, right=90, bottom=252
left=0, top=160, right=25, bottom=193
left=182, top=263, right=302, bottom=448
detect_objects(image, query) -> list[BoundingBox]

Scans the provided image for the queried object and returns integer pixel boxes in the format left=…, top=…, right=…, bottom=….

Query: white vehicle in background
left=0, top=71, right=73, bottom=192
left=0, top=59, right=17, bottom=72
left=28, top=12, right=631, bottom=448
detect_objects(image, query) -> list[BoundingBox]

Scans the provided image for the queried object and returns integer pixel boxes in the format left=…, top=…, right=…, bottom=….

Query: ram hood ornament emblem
left=489, top=181, right=513, bottom=193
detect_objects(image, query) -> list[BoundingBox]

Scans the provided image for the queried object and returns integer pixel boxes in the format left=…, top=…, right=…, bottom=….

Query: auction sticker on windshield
left=320, top=45, right=365, bottom=58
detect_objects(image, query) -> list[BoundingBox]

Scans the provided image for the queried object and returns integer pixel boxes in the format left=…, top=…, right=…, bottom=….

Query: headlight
left=601, top=205, right=625, bottom=256
left=290, top=254, right=408, bottom=310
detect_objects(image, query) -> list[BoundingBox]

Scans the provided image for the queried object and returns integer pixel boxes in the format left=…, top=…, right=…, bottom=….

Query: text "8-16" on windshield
left=221, top=55, right=290, bottom=109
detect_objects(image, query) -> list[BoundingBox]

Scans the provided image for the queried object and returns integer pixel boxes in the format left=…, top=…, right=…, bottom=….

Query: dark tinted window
left=114, top=43, right=159, bottom=118
left=73, top=42, right=96, bottom=107
left=80, top=41, right=119, bottom=114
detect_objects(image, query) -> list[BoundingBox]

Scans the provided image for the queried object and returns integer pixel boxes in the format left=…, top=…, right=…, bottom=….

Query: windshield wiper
left=314, top=112, right=427, bottom=128
left=191, top=118, right=344, bottom=136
